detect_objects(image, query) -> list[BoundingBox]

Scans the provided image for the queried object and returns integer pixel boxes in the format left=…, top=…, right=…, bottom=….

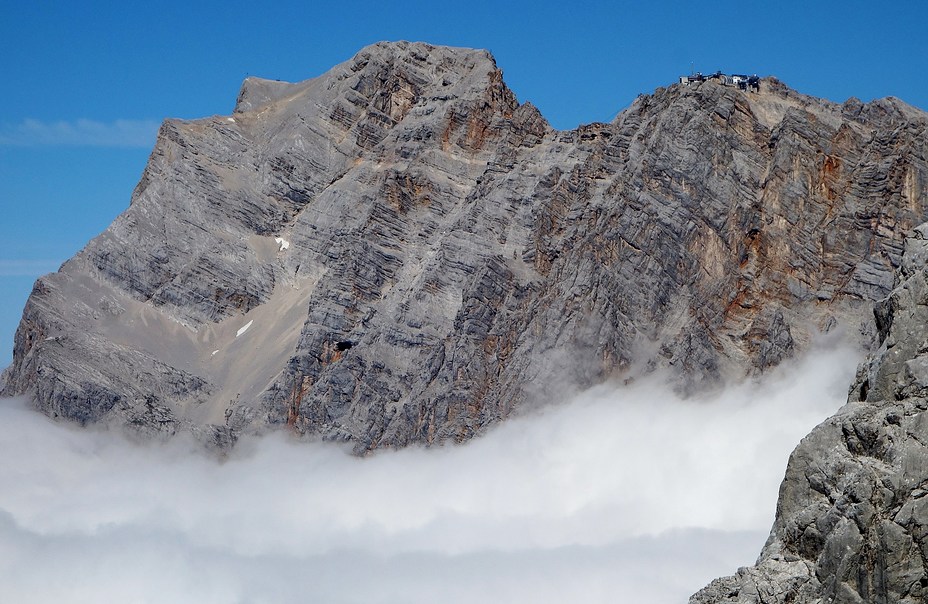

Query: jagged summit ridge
left=234, top=42, right=501, bottom=116
left=3, top=42, right=927, bottom=452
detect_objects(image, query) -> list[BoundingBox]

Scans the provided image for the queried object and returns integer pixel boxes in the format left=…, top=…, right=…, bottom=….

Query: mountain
left=692, top=224, right=928, bottom=603
left=3, top=41, right=928, bottom=452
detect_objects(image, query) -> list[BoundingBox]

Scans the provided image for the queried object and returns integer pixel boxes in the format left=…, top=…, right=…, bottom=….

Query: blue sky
left=2, top=0, right=927, bottom=362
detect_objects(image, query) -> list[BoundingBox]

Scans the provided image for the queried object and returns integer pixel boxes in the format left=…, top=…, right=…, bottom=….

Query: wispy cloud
left=0, top=342, right=861, bottom=603
left=0, top=259, right=62, bottom=277
left=0, top=118, right=159, bottom=147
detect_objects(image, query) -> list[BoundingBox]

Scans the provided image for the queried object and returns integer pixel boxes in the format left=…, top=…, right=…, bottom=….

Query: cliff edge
left=692, top=224, right=928, bottom=603
left=3, top=42, right=928, bottom=451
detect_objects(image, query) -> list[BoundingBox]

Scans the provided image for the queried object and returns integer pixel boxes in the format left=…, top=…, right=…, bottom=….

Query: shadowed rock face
left=691, top=225, right=928, bottom=604
left=3, top=41, right=928, bottom=450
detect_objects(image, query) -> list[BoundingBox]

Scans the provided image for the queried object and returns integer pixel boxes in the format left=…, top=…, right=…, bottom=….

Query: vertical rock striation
left=2, top=42, right=927, bottom=450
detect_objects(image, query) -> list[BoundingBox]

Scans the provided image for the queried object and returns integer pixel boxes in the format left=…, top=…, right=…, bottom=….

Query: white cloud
left=0, top=259, right=62, bottom=277
left=0, top=118, right=159, bottom=147
left=0, top=341, right=861, bottom=603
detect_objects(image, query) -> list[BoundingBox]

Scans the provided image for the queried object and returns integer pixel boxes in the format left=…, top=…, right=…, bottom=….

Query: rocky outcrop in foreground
left=3, top=42, right=928, bottom=450
left=692, top=225, right=928, bottom=603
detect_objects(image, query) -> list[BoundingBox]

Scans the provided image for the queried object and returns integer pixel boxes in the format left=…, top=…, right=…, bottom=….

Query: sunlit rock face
left=692, top=225, right=928, bottom=604
left=3, top=41, right=928, bottom=450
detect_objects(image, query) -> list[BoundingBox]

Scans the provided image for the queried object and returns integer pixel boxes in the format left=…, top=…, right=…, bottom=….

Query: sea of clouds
left=0, top=341, right=861, bottom=603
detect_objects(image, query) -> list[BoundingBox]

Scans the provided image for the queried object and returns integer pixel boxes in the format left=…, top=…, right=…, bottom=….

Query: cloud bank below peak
left=0, top=342, right=861, bottom=603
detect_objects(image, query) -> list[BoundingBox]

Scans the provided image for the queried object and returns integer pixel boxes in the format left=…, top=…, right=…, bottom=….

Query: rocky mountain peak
left=233, top=41, right=508, bottom=120
left=3, top=42, right=927, bottom=453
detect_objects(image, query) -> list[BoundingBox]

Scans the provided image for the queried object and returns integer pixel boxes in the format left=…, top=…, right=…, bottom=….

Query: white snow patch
left=275, top=237, right=290, bottom=252
left=226, top=117, right=235, bottom=123
left=236, top=320, right=254, bottom=338
left=211, top=350, right=219, bottom=356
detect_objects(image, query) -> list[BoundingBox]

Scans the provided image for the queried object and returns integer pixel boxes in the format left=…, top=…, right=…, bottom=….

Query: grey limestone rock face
left=691, top=226, right=928, bottom=604
left=3, top=41, right=928, bottom=451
